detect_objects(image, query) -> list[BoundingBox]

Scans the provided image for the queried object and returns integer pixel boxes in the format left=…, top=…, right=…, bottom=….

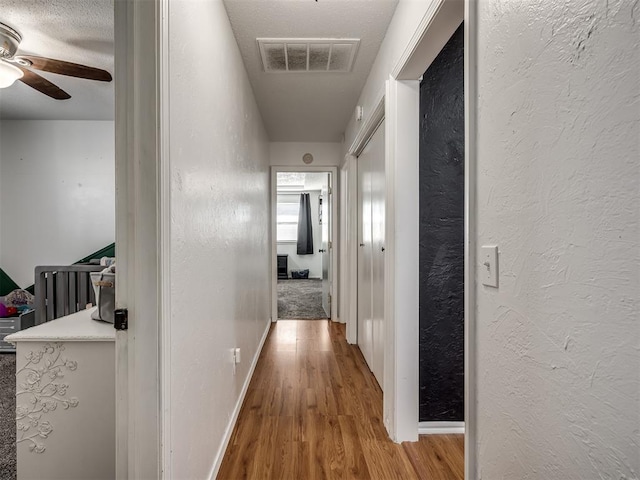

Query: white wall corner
left=383, top=78, right=420, bottom=444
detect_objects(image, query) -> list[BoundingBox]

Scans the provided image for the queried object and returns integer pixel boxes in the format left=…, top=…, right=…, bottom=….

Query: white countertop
left=5, top=307, right=115, bottom=343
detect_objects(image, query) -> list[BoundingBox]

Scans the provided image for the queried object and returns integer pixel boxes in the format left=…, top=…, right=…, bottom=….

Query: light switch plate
left=481, top=245, right=499, bottom=288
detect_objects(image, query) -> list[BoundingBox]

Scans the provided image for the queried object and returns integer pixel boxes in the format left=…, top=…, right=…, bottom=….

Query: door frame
left=340, top=156, right=359, bottom=345
left=270, top=166, right=339, bottom=323
left=342, top=0, right=473, bottom=466
left=391, top=0, right=474, bottom=472
left=114, top=0, right=169, bottom=477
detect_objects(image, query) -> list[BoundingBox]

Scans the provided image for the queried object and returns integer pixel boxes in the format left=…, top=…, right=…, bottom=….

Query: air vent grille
left=258, top=38, right=360, bottom=73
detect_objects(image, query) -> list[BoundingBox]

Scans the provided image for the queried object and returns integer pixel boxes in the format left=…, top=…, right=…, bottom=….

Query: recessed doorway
left=271, top=168, right=337, bottom=322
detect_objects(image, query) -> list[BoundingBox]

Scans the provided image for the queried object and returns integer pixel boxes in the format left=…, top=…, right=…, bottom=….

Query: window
left=277, top=193, right=300, bottom=242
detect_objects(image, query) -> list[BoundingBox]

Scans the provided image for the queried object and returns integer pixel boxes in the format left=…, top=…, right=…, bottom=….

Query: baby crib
left=34, top=264, right=105, bottom=325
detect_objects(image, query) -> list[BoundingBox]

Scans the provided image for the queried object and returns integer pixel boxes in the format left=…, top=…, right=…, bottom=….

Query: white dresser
left=6, top=308, right=115, bottom=480
left=0, top=311, right=35, bottom=352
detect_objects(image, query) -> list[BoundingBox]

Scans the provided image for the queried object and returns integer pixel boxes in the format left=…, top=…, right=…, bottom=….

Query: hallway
left=217, top=320, right=463, bottom=479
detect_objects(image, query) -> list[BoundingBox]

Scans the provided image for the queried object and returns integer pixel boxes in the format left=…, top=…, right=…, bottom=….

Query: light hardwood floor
left=217, top=320, right=464, bottom=479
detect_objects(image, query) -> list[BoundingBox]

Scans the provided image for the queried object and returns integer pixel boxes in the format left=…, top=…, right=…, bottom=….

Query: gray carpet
left=278, top=279, right=328, bottom=320
left=0, top=354, right=16, bottom=480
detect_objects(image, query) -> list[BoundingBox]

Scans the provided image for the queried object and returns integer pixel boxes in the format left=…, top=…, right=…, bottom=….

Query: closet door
left=370, top=122, right=386, bottom=385
left=357, top=120, right=385, bottom=387
left=357, top=143, right=374, bottom=372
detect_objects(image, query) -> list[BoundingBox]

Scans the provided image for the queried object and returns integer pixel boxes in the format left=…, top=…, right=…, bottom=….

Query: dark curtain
left=297, top=193, right=313, bottom=255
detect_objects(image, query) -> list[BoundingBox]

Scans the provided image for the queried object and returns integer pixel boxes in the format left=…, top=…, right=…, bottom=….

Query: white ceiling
left=223, top=0, right=398, bottom=142
left=0, top=0, right=397, bottom=136
left=0, top=0, right=114, bottom=120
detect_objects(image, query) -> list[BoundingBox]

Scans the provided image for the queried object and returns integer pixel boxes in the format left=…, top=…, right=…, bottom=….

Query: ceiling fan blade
left=18, top=68, right=71, bottom=100
left=17, top=55, right=112, bottom=82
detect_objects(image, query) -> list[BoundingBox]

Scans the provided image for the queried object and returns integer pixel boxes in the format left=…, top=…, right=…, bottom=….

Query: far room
left=0, top=5, right=115, bottom=478
left=276, top=171, right=331, bottom=320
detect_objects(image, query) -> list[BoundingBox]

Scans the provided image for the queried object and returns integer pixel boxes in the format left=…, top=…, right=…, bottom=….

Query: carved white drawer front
left=6, top=308, right=115, bottom=480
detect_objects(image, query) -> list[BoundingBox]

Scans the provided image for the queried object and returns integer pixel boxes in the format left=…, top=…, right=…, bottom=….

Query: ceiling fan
left=0, top=21, right=112, bottom=100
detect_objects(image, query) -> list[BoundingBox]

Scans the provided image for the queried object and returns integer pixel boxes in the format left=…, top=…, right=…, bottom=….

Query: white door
left=357, top=121, right=385, bottom=386
left=115, top=1, right=163, bottom=476
left=357, top=128, right=374, bottom=381
left=370, top=126, right=386, bottom=384
left=321, top=174, right=331, bottom=318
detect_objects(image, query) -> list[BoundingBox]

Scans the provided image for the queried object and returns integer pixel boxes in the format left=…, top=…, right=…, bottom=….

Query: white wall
left=0, top=120, right=115, bottom=287
left=343, top=0, right=436, bottom=153
left=168, top=1, right=271, bottom=478
left=277, top=189, right=322, bottom=278
left=474, top=1, right=639, bottom=478
left=270, top=141, right=342, bottom=166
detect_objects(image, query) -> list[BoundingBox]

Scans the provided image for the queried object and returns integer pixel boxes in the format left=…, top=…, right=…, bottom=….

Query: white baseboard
left=209, top=320, right=271, bottom=479
left=418, top=421, right=465, bottom=435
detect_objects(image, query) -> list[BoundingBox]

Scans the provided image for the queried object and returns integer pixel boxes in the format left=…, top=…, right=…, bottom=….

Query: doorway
left=271, top=167, right=338, bottom=322
left=341, top=0, right=467, bottom=449
left=418, top=22, right=465, bottom=433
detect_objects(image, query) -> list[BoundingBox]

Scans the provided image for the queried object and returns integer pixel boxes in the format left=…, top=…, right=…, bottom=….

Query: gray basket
left=90, top=272, right=115, bottom=323
left=291, top=269, right=309, bottom=279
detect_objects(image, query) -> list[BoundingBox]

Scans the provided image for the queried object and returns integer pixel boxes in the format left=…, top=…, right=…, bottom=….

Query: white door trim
left=392, top=0, right=464, bottom=81
left=338, top=162, right=348, bottom=325
left=114, top=0, right=165, bottom=477
left=271, top=166, right=339, bottom=323
left=158, top=0, right=172, bottom=476
left=389, top=0, right=470, bottom=464
left=463, top=2, right=478, bottom=478
left=113, top=3, right=129, bottom=475
left=341, top=155, right=359, bottom=344
left=383, top=78, right=420, bottom=443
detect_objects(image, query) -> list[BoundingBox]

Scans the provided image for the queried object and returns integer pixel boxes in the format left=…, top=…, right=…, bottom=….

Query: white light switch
left=481, top=245, right=499, bottom=288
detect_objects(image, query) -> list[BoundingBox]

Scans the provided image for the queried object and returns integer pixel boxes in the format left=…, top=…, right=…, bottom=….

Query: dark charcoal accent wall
left=419, top=23, right=465, bottom=422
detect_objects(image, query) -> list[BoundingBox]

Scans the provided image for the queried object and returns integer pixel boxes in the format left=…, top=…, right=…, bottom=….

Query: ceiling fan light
left=0, top=61, right=24, bottom=88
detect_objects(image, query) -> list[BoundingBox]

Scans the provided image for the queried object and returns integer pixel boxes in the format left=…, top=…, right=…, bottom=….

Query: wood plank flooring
left=217, top=320, right=464, bottom=479
left=402, top=436, right=465, bottom=480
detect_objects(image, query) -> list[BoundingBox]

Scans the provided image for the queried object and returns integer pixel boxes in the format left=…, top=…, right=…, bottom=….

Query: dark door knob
left=319, top=249, right=325, bottom=253
left=359, top=243, right=365, bottom=247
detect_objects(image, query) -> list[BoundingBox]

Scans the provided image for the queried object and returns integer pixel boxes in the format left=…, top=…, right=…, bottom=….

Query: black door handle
left=359, top=243, right=365, bottom=247
left=319, top=249, right=325, bottom=253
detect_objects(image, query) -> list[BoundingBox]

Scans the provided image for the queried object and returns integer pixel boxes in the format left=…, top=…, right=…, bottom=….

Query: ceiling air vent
left=257, top=38, right=360, bottom=73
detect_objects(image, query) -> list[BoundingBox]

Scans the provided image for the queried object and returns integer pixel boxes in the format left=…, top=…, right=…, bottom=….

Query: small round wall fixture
left=302, top=153, right=314, bottom=164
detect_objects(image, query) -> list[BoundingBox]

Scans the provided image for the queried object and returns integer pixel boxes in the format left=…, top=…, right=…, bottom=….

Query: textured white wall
left=168, top=1, right=271, bottom=478
left=0, top=120, right=115, bottom=287
left=343, top=0, right=436, bottom=153
left=277, top=190, right=322, bottom=278
left=270, top=142, right=342, bottom=166
left=474, top=1, right=639, bottom=478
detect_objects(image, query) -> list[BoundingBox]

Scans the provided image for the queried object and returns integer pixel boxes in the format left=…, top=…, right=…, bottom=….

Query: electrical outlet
left=229, top=348, right=237, bottom=375
left=234, top=348, right=241, bottom=364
